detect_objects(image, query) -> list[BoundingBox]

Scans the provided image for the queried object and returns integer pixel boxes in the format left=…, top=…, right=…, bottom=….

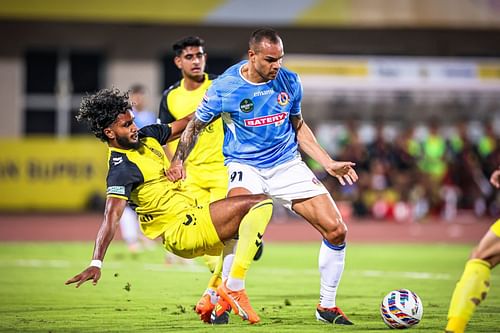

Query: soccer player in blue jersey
left=159, top=36, right=263, bottom=323
left=167, top=28, right=358, bottom=325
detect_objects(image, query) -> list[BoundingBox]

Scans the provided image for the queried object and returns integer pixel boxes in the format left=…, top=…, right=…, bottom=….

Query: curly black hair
left=76, top=88, right=131, bottom=142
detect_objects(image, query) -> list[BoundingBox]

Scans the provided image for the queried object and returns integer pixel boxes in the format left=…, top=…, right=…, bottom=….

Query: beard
left=116, top=134, right=141, bottom=150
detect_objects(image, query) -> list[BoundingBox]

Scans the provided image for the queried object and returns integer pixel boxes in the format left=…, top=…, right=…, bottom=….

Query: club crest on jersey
left=240, top=98, right=254, bottom=113
left=244, top=112, right=287, bottom=127
left=277, top=92, right=290, bottom=106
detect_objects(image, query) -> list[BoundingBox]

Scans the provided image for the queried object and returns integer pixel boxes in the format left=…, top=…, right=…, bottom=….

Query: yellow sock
left=206, top=254, right=222, bottom=289
left=230, top=199, right=273, bottom=281
left=445, top=259, right=491, bottom=333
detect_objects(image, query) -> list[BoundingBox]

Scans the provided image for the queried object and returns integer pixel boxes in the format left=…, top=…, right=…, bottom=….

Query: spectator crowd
left=307, top=119, right=500, bottom=222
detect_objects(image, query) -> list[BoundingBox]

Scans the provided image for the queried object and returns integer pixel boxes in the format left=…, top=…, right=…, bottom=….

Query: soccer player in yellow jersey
left=445, top=167, right=500, bottom=333
left=159, top=36, right=227, bottom=233
left=65, top=88, right=272, bottom=324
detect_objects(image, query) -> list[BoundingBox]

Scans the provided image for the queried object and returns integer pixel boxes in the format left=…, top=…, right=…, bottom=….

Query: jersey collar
left=239, top=61, right=271, bottom=86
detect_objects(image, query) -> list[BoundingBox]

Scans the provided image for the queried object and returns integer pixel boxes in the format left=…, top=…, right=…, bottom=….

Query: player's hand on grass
left=325, top=161, right=358, bottom=186
left=165, top=160, right=186, bottom=182
left=65, top=266, right=101, bottom=288
left=490, top=169, right=500, bottom=189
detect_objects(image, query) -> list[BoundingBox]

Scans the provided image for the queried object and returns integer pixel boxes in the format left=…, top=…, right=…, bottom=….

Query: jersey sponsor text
left=253, top=89, right=274, bottom=97
left=244, top=112, right=288, bottom=127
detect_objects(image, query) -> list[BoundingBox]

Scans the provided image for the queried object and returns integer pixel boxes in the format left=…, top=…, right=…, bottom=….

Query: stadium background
left=0, top=0, right=499, bottom=238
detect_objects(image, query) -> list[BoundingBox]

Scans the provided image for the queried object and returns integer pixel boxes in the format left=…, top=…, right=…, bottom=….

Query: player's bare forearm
left=291, top=114, right=358, bottom=185
left=88, top=197, right=125, bottom=261
left=91, top=225, right=114, bottom=261
left=162, top=145, right=174, bottom=162
left=65, top=197, right=125, bottom=288
left=168, top=112, right=194, bottom=141
left=171, top=117, right=207, bottom=163
left=292, top=115, right=332, bottom=166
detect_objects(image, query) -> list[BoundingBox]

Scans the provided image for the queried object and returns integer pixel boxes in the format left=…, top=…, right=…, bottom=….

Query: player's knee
left=470, top=247, right=481, bottom=260
left=247, top=194, right=270, bottom=207
left=255, top=193, right=269, bottom=201
left=470, top=247, right=492, bottom=264
left=236, top=194, right=270, bottom=218
left=324, top=222, right=347, bottom=245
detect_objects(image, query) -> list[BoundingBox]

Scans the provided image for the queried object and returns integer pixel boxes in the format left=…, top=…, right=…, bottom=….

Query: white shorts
left=227, top=157, right=329, bottom=209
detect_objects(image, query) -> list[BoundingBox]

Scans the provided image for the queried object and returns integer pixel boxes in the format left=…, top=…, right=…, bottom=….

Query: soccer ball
left=380, top=289, right=423, bottom=329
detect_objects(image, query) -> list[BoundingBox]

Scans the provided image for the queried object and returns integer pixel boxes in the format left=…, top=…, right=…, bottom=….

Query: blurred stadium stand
left=0, top=0, right=499, bottom=220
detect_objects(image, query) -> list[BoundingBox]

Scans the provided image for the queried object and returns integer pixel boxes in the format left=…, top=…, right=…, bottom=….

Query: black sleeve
left=139, top=124, right=172, bottom=146
left=158, top=82, right=180, bottom=123
left=106, top=152, right=143, bottom=199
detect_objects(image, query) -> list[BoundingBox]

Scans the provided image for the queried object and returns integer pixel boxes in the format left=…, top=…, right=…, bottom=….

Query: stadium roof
left=1, top=0, right=500, bottom=28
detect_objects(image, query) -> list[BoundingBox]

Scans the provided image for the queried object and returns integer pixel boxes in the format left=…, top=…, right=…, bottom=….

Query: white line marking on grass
left=252, top=268, right=454, bottom=280
left=358, top=270, right=452, bottom=280
left=1, top=259, right=488, bottom=282
left=143, top=263, right=205, bottom=272
left=14, top=259, right=71, bottom=268
left=252, top=267, right=318, bottom=276
left=0, top=259, right=205, bottom=273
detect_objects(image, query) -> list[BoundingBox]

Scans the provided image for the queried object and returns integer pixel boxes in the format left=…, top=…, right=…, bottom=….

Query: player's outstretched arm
left=292, top=115, right=358, bottom=186
left=167, top=112, right=194, bottom=141
left=65, top=197, right=126, bottom=288
left=166, top=117, right=208, bottom=181
left=490, top=168, right=500, bottom=189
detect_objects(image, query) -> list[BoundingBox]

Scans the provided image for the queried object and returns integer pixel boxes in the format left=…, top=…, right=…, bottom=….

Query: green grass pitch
left=0, top=242, right=499, bottom=332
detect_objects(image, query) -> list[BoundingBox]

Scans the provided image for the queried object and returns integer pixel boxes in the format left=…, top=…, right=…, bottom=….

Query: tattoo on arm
left=172, top=118, right=207, bottom=163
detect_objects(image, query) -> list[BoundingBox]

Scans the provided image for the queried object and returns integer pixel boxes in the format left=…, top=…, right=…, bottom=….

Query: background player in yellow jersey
left=65, top=88, right=272, bottom=324
left=159, top=36, right=226, bottom=235
left=159, top=36, right=262, bottom=323
left=445, top=167, right=500, bottom=333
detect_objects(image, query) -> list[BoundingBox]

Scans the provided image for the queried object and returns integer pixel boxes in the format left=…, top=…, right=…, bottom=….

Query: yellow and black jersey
left=158, top=73, right=225, bottom=167
left=106, top=124, right=195, bottom=239
left=492, top=219, right=500, bottom=237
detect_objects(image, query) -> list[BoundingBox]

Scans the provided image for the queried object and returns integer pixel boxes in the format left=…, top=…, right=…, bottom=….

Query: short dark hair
left=249, top=28, right=281, bottom=52
left=172, top=36, right=205, bottom=56
left=76, top=88, right=131, bottom=142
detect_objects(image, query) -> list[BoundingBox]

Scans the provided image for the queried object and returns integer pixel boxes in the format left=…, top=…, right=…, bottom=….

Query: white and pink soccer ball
left=380, top=289, right=423, bottom=329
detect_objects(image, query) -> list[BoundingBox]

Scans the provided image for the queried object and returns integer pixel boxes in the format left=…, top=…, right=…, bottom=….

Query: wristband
left=90, top=260, right=102, bottom=269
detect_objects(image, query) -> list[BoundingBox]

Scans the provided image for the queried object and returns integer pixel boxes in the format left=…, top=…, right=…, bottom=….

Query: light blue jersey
left=196, top=60, right=302, bottom=169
